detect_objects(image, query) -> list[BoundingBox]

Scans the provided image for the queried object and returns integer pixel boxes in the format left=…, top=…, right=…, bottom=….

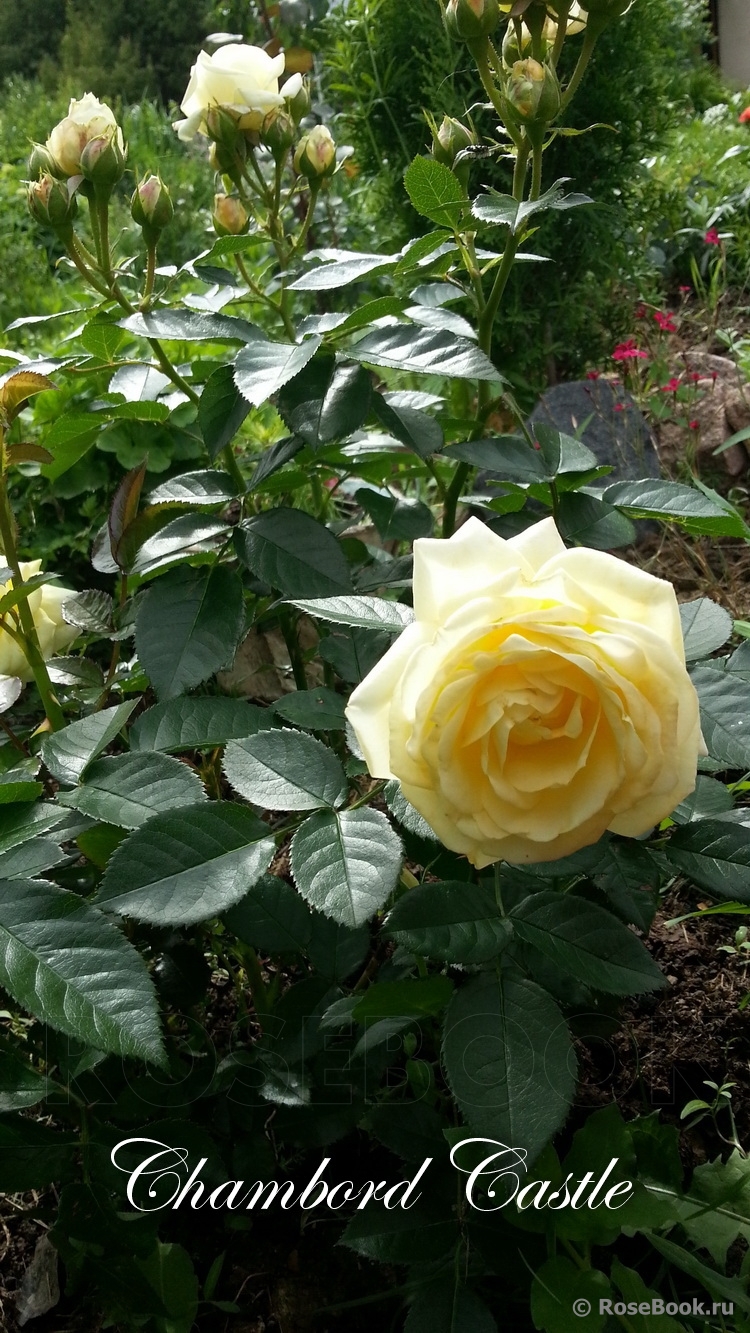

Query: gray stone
left=527, top=378, right=659, bottom=482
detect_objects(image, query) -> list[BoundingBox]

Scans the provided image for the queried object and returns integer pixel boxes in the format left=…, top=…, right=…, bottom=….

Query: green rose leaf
left=233, top=335, right=322, bottom=408
left=404, top=155, right=468, bottom=228
left=349, top=325, right=501, bottom=382
left=0, top=877, right=165, bottom=1065
left=442, top=971, right=575, bottom=1162
left=510, top=893, right=665, bottom=995
left=404, top=1279, right=498, bottom=1333
left=290, top=807, right=403, bottom=927
left=386, top=883, right=513, bottom=964
left=372, top=391, right=444, bottom=459
left=277, top=357, right=372, bottom=449
left=236, top=508, right=352, bottom=597
left=118, top=309, right=262, bottom=343
left=147, top=469, right=237, bottom=507
left=95, top=802, right=275, bottom=925
left=224, top=873, right=314, bottom=953
left=59, top=751, right=207, bottom=829
left=131, top=697, right=268, bottom=753
left=680, top=598, right=733, bottom=662
left=135, top=565, right=245, bottom=700
left=198, top=364, right=251, bottom=461
left=604, top=480, right=750, bottom=539
left=286, top=594, right=413, bottom=631
left=472, top=178, right=592, bottom=235
left=530, top=1257, right=611, bottom=1333
left=272, top=687, right=346, bottom=732
left=223, top=729, right=348, bottom=811
left=691, top=663, right=750, bottom=768
left=665, top=819, right=750, bottom=901
left=0, top=1042, right=49, bottom=1112
left=41, top=701, right=137, bottom=786
left=287, top=249, right=399, bottom=292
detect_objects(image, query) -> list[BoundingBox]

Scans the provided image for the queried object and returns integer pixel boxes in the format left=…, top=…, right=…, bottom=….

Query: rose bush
left=347, top=517, right=704, bottom=865
left=174, top=43, right=304, bottom=141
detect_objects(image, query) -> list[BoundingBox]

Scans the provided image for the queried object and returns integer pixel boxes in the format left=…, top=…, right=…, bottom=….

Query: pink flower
left=612, top=339, right=648, bottom=361
left=689, top=420, right=700, bottom=430
left=679, top=285, right=692, bottom=294
left=654, top=311, right=677, bottom=332
left=585, top=370, right=601, bottom=380
left=739, top=107, right=750, bottom=125
left=688, top=372, right=701, bottom=383
left=705, top=229, right=721, bottom=245
left=614, top=404, right=624, bottom=413
left=660, top=377, right=682, bottom=393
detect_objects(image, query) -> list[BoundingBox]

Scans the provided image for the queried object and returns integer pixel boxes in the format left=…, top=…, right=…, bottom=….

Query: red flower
left=654, top=311, right=677, bottom=332
left=739, top=107, right=750, bottom=124
left=688, top=372, right=701, bottom=383
left=660, top=377, right=682, bottom=393
left=612, top=339, right=648, bottom=361
left=614, top=404, right=625, bottom=413
left=705, top=228, right=721, bottom=246
left=585, top=370, right=601, bottom=380
left=689, top=420, right=700, bottom=430
left=679, top=284, right=692, bottom=294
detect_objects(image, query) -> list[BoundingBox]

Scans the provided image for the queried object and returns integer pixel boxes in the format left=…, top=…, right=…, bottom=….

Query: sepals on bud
left=293, top=125, right=337, bottom=182
left=28, top=143, right=60, bottom=180
left=205, top=105, right=243, bottom=151
left=503, top=57, right=561, bottom=126
left=27, top=174, right=77, bottom=231
left=431, top=115, right=476, bottom=168
left=131, top=175, right=173, bottom=242
left=212, top=193, right=249, bottom=236
left=80, top=129, right=127, bottom=192
left=444, top=0, right=499, bottom=42
left=261, top=108, right=296, bottom=161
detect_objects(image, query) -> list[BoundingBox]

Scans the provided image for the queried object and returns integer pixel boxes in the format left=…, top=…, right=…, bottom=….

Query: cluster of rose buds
left=173, top=43, right=338, bottom=231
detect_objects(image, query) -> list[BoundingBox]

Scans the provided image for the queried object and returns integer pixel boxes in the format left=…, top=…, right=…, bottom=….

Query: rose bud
left=444, top=0, right=500, bottom=41
left=503, top=57, right=561, bottom=125
left=212, top=193, right=249, bottom=236
left=432, top=115, right=476, bottom=168
left=293, top=125, right=337, bottom=181
left=80, top=128, right=127, bottom=190
left=261, top=108, right=296, bottom=161
left=27, top=174, right=77, bottom=231
left=131, top=175, right=174, bottom=241
left=46, top=92, right=124, bottom=177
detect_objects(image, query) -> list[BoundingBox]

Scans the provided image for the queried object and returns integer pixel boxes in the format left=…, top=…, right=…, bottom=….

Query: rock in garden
left=527, top=378, right=660, bottom=481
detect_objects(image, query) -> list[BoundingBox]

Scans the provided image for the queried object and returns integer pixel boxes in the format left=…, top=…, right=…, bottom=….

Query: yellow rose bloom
left=346, top=517, right=704, bottom=868
left=0, top=561, right=77, bottom=682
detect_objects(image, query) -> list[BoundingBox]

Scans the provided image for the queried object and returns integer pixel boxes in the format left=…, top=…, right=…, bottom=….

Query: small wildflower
left=679, top=284, right=692, bottom=294
left=612, top=339, right=648, bottom=361
left=704, top=228, right=721, bottom=245
left=660, top=377, right=682, bottom=393
left=689, top=420, right=700, bottom=430
left=585, top=370, right=601, bottom=380
left=740, top=106, right=750, bottom=125
left=654, top=311, right=677, bottom=332
left=688, top=372, right=701, bottom=383
left=614, top=403, right=624, bottom=413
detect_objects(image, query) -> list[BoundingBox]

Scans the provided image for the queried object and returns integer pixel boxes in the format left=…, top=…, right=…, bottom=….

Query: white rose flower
left=346, top=517, right=705, bottom=868
left=0, top=561, right=77, bottom=682
left=47, top=93, right=124, bottom=177
left=174, top=44, right=304, bottom=142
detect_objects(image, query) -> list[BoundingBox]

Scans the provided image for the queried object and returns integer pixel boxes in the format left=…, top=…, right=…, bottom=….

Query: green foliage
left=322, top=0, right=712, bottom=389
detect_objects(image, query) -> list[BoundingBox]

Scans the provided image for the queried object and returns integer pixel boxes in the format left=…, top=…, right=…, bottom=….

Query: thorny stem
left=0, top=479, right=65, bottom=730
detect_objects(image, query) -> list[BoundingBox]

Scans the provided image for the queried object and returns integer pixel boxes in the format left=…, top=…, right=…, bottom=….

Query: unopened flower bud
left=576, top=0, right=633, bottom=32
left=293, top=125, right=336, bottom=181
left=288, top=79, right=311, bottom=125
left=28, top=143, right=60, bottom=179
left=205, top=104, right=242, bottom=150
left=212, top=193, right=249, bottom=236
left=432, top=115, right=476, bottom=167
left=546, top=0, right=588, bottom=31
left=503, top=58, right=560, bottom=125
left=27, top=174, right=77, bottom=231
left=46, top=93, right=124, bottom=178
left=80, top=129, right=127, bottom=191
left=261, top=108, right=296, bottom=160
left=131, top=175, right=173, bottom=242
left=444, top=0, right=499, bottom=42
